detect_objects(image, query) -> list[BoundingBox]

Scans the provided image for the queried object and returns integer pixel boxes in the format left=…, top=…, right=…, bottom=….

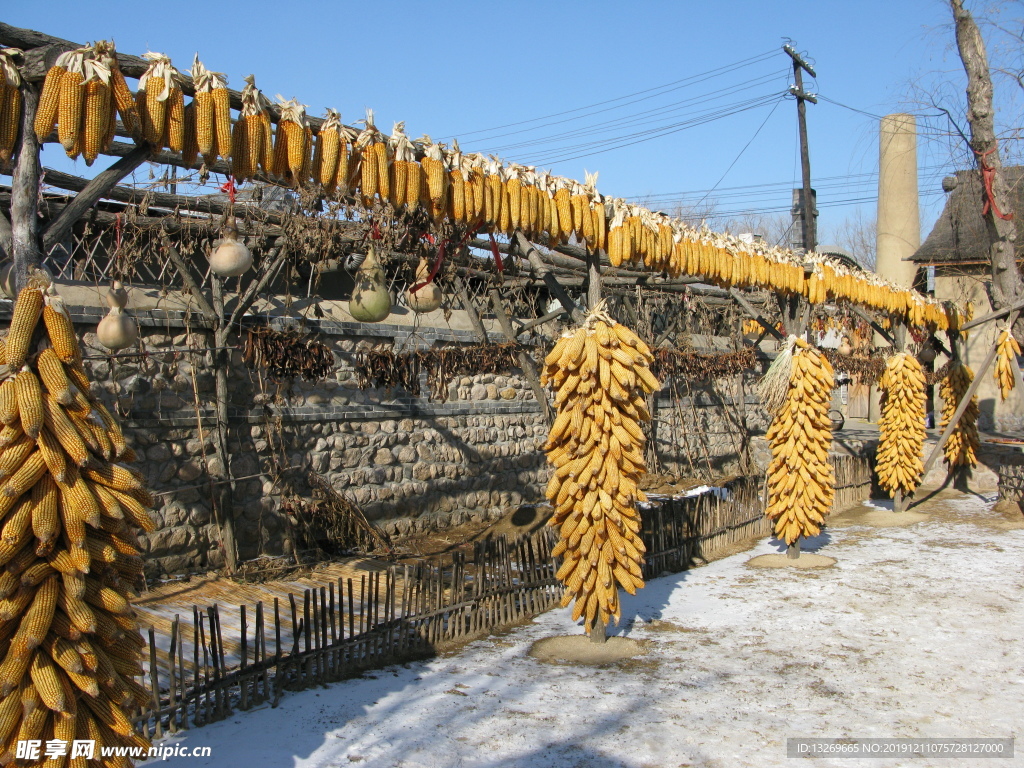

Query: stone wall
left=32, top=283, right=765, bottom=579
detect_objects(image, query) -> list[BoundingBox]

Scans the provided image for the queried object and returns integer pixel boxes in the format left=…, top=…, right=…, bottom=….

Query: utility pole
left=784, top=43, right=817, bottom=254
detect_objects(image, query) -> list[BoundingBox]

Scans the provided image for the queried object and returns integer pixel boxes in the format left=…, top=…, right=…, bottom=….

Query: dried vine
left=242, top=325, right=335, bottom=381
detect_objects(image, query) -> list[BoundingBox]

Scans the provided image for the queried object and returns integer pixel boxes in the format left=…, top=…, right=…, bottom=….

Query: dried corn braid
left=876, top=352, right=927, bottom=497
left=541, top=303, right=657, bottom=634
left=939, top=362, right=979, bottom=469
left=0, top=280, right=152, bottom=760
left=994, top=326, right=1020, bottom=401
left=761, top=338, right=836, bottom=545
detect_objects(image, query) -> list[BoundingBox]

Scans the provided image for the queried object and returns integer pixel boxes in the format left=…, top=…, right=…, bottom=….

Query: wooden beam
left=512, top=230, right=585, bottom=324
left=488, top=288, right=552, bottom=424
left=849, top=304, right=897, bottom=348
left=959, top=296, right=1024, bottom=332
left=919, top=309, right=1021, bottom=480
left=228, top=248, right=288, bottom=328
left=515, top=306, right=567, bottom=333
left=729, top=288, right=785, bottom=342
left=42, top=145, right=151, bottom=252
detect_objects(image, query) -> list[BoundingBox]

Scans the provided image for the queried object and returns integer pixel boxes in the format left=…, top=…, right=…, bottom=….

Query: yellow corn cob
left=30, top=649, right=71, bottom=714
left=42, top=306, right=80, bottom=366
left=57, top=588, right=96, bottom=636
left=314, top=127, right=340, bottom=189
left=138, top=78, right=165, bottom=146
left=1, top=498, right=31, bottom=547
left=36, top=350, right=73, bottom=407
left=58, top=68, right=84, bottom=156
left=35, top=63, right=66, bottom=142
left=14, top=368, right=44, bottom=440
left=7, top=286, right=44, bottom=370
left=163, top=85, right=184, bottom=153
left=554, top=188, right=573, bottom=238
left=231, top=113, right=253, bottom=180
left=106, top=489, right=154, bottom=532
left=283, top=122, right=306, bottom=182
left=373, top=141, right=389, bottom=201
left=271, top=120, right=290, bottom=178
left=3, top=450, right=45, bottom=498
left=0, top=81, right=20, bottom=165
left=0, top=381, right=16, bottom=426
left=81, top=79, right=111, bottom=166
left=336, top=140, right=353, bottom=195
left=194, top=90, right=214, bottom=157
left=30, top=476, right=60, bottom=554
left=212, top=86, right=232, bottom=159
left=19, top=575, right=59, bottom=651
left=109, top=65, right=139, bottom=139
left=41, top=397, right=90, bottom=468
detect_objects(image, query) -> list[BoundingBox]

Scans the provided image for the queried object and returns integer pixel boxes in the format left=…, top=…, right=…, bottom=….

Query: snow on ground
left=150, top=491, right=1024, bottom=768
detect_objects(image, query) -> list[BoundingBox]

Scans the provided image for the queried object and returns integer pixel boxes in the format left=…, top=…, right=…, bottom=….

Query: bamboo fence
left=130, top=455, right=873, bottom=739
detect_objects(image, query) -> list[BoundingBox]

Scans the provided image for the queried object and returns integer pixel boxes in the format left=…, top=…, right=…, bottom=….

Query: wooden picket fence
left=131, top=456, right=874, bottom=738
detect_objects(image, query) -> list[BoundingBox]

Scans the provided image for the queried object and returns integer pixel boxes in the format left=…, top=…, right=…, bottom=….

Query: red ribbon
left=975, top=147, right=1014, bottom=221
left=489, top=232, right=503, bottom=273
left=219, top=176, right=237, bottom=205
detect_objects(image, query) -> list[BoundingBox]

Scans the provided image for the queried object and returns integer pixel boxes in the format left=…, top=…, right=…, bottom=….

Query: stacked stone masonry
left=20, top=300, right=768, bottom=578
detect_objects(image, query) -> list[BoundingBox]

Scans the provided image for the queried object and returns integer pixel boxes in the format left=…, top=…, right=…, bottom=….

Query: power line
left=442, top=48, right=780, bottom=142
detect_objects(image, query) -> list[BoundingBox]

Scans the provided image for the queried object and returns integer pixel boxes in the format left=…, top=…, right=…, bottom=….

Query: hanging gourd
left=210, top=215, right=253, bottom=277
left=349, top=244, right=392, bottom=322
left=405, top=257, right=442, bottom=314
left=96, top=279, right=139, bottom=350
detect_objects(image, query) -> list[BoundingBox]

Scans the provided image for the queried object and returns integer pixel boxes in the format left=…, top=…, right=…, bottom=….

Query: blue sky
left=7, top=0, right=1019, bottom=246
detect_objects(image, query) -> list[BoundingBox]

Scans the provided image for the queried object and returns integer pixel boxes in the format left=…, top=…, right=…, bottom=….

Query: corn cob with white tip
left=542, top=302, right=656, bottom=634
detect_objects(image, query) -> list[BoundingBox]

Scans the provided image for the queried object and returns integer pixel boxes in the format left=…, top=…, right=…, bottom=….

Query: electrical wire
left=442, top=48, right=780, bottom=142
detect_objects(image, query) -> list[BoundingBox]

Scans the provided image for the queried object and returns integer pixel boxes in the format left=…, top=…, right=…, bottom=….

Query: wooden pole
left=512, top=230, right=585, bottom=324
left=452, top=276, right=488, bottom=344
left=10, top=82, right=42, bottom=293
left=729, top=288, right=785, bottom=342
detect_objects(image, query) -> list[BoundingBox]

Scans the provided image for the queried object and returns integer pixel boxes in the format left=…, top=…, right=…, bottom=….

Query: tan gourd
left=405, top=257, right=442, bottom=314
left=96, top=280, right=138, bottom=351
left=210, top=217, right=253, bottom=277
left=349, top=245, right=392, bottom=323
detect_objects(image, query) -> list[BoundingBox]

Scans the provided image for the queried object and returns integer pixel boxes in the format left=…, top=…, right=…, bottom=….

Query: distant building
left=910, top=166, right=1024, bottom=432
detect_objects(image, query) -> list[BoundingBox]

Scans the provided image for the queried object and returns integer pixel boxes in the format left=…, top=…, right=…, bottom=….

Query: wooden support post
left=921, top=310, right=1020, bottom=480
left=584, top=248, right=602, bottom=310
left=488, top=288, right=552, bottom=424
left=42, top=144, right=151, bottom=252
left=10, top=82, right=42, bottom=292
left=210, top=273, right=239, bottom=574
left=512, top=230, right=585, bottom=324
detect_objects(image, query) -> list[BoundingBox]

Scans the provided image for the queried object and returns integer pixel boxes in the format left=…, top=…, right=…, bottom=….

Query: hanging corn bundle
left=541, top=303, right=658, bottom=634
left=0, top=49, right=22, bottom=164
left=759, top=337, right=836, bottom=545
left=190, top=56, right=231, bottom=167
left=78, top=51, right=118, bottom=167
left=230, top=75, right=273, bottom=182
left=355, top=109, right=388, bottom=206
left=939, top=363, right=979, bottom=468
left=386, top=122, right=414, bottom=210
left=135, top=52, right=183, bottom=152
left=875, top=352, right=927, bottom=497
left=994, top=326, right=1020, bottom=401
left=34, top=48, right=87, bottom=159
left=0, top=274, right=153, bottom=764
left=271, top=97, right=312, bottom=187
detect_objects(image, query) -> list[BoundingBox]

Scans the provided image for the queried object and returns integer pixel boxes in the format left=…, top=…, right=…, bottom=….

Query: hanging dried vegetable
left=242, top=326, right=335, bottom=381
left=648, top=347, right=756, bottom=382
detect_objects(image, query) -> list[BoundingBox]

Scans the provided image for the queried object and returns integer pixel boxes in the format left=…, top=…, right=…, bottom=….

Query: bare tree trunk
left=10, top=83, right=42, bottom=292
left=951, top=0, right=1024, bottom=342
